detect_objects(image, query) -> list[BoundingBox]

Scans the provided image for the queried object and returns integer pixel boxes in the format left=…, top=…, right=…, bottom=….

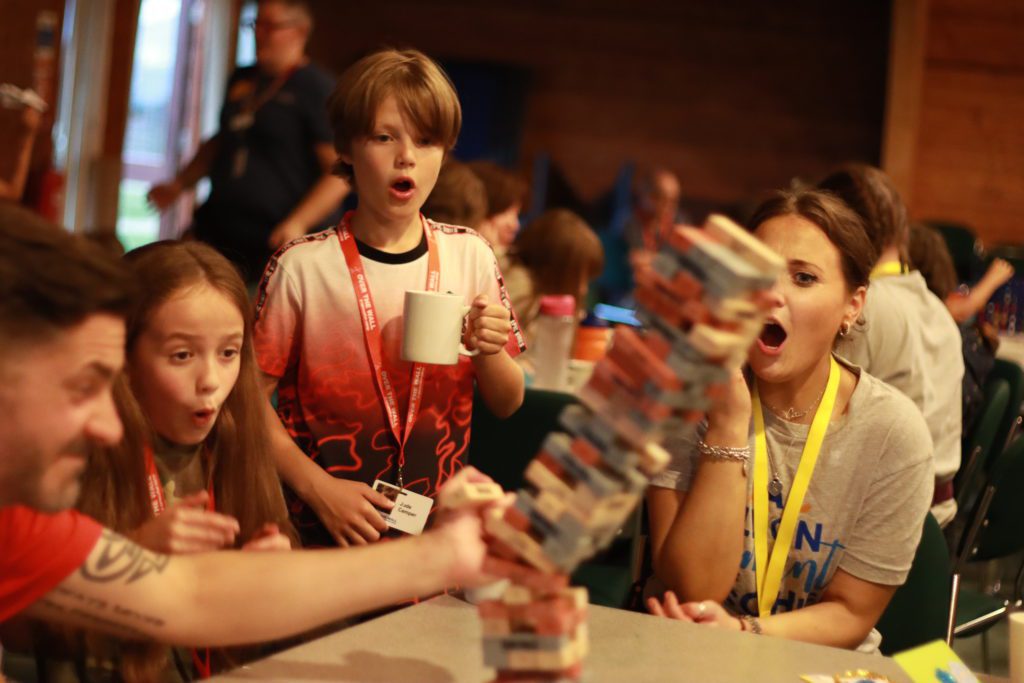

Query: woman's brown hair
left=75, top=241, right=294, bottom=680
left=508, top=208, right=604, bottom=302
left=817, top=163, right=910, bottom=265
left=747, top=189, right=879, bottom=292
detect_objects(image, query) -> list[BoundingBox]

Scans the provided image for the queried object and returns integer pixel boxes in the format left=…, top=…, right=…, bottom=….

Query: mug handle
left=459, top=305, right=480, bottom=357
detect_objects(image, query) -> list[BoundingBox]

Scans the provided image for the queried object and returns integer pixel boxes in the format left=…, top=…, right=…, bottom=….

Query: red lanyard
left=337, top=211, right=440, bottom=489
left=143, top=443, right=215, bottom=678
left=143, top=444, right=216, bottom=515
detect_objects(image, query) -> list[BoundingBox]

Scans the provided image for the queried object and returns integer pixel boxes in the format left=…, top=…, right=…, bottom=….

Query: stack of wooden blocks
left=442, top=215, right=784, bottom=682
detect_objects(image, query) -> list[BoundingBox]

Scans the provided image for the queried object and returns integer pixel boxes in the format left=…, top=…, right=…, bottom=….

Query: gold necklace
left=760, top=384, right=827, bottom=421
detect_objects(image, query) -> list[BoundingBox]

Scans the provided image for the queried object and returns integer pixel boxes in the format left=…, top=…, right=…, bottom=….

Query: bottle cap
left=538, top=295, right=575, bottom=317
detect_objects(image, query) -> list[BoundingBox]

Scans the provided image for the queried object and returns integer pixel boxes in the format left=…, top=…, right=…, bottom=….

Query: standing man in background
left=148, top=0, right=347, bottom=282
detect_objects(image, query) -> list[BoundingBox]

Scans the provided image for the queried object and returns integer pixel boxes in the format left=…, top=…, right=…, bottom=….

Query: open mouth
left=192, top=408, right=216, bottom=424
left=757, top=321, right=787, bottom=353
left=390, top=178, right=415, bottom=198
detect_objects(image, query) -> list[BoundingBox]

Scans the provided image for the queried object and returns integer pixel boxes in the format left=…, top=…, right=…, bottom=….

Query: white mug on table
left=402, top=290, right=479, bottom=365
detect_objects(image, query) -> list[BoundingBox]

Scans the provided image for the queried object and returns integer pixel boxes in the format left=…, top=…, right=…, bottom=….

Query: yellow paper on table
left=892, top=640, right=980, bottom=683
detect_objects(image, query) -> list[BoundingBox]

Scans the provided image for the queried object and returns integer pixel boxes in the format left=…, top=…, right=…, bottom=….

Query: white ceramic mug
left=401, top=290, right=479, bottom=365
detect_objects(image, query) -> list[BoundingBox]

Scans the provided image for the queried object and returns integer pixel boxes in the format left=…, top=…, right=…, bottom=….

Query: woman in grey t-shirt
left=645, top=189, right=934, bottom=652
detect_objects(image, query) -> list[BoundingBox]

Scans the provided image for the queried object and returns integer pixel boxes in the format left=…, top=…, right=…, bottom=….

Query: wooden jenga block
left=439, top=480, right=504, bottom=510
left=484, top=513, right=559, bottom=574
left=704, top=213, right=785, bottom=276
left=607, top=327, right=681, bottom=390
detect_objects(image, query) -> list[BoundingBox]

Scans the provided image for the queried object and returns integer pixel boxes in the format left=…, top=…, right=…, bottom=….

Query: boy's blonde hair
left=328, top=48, right=461, bottom=181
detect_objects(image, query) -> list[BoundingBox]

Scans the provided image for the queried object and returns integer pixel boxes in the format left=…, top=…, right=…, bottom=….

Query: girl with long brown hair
left=66, top=240, right=294, bottom=680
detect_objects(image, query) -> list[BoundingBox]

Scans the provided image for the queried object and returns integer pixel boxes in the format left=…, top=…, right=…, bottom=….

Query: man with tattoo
left=0, top=203, right=545, bottom=648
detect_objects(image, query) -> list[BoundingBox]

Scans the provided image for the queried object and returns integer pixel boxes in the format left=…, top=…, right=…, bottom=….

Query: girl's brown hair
left=747, top=189, right=879, bottom=292
left=328, top=48, right=461, bottom=181
left=908, top=222, right=959, bottom=300
left=75, top=241, right=294, bottom=680
left=817, top=163, right=910, bottom=265
left=508, top=208, right=604, bottom=302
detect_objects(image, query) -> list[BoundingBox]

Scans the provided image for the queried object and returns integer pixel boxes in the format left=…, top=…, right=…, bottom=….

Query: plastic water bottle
left=531, top=295, right=576, bottom=392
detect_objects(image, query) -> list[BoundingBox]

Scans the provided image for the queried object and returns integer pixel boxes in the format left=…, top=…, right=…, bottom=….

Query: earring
left=838, top=321, right=851, bottom=337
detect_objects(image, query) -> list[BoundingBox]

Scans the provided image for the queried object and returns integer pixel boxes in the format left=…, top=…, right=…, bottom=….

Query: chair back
left=972, top=435, right=1024, bottom=562
left=955, top=378, right=1010, bottom=512
left=468, top=387, right=578, bottom=491
left=877, top=513, right=952, bottom=655
left=988, top=358, right=1024, bottom=457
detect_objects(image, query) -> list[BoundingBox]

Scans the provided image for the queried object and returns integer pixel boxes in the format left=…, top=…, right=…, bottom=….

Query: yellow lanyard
left=752, top=355, right=840, bottom=617
left=869, top=261, right=905, bottom=279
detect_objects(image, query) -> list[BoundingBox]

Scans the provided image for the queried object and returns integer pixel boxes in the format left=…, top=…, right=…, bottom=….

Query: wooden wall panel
left=306, top=1, right=890, bottom=211
left=908, top=0, right=1024, bottom=246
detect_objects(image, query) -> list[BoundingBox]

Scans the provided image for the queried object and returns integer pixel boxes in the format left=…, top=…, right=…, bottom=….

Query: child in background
left=466, top=160, right=527, bottom=268
left=908, top=223, right=1003, bottom=435
left=421, top=159, right=487, bottom=230
left=254, top=49, right=526, bottom=549
left=503, top=208, right=604, bottom=346
left=819, top=163, right=963, bottom=527
left=49, top=241, right=293, bottom=681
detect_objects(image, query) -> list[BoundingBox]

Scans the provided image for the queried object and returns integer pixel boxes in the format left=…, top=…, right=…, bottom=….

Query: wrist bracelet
left=740, top=615, right=763, bottom=635
left=696, top=440, right=750, bottom=463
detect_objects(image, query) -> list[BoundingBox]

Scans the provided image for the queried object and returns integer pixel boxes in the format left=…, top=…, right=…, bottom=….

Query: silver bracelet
left=696, top=440, right=750, bottom=463
left=740, top=614, right=763, bottom=634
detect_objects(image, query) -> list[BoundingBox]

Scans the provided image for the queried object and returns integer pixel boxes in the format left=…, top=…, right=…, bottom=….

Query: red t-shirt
left=0, top=505, right=103, bottom=621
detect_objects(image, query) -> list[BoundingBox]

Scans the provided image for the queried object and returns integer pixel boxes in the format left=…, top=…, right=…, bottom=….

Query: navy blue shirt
left=195, top=62, right=335, bottom=280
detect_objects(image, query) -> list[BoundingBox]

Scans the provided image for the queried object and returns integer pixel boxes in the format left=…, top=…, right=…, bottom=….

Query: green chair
left=468, top=388, right=579, bottom=491
left=468, top=388, right=642, bottom=608
left=877, top=513, right=951, bottom=655
left=988, top=358, right=1023, bottom=457
left=948, top=434, right=1024, bottom=664
left=954, top=378, right=1010, bottom=514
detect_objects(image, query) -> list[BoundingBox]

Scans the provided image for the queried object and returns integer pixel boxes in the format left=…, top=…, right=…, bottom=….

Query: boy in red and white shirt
left=255, top=49, right=526, bottom=548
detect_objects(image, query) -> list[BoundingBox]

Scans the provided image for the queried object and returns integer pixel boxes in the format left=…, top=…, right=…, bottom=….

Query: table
left=997, top=334, right=1024, bottom=367
left=213, top=595, right=917, bottom=682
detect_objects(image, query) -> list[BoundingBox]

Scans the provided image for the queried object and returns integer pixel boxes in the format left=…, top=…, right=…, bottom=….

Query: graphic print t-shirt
left=649, top=363, right=934, bottom=652
left=254, top=218, right=525, bottom=546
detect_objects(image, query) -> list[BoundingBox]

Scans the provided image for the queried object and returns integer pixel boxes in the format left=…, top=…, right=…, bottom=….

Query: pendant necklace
left=765, top=445, right=783, bottom=498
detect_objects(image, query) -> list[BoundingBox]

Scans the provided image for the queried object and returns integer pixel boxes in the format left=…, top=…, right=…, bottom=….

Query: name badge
left=228, top=111, right=254, bottom=132
left=372, top=479, right=434, bottom=535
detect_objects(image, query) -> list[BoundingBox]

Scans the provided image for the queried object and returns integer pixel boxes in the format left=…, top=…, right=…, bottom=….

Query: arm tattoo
left=79, top=529, right=171, bottom=584
left=35, top=590, right=156, bottom=639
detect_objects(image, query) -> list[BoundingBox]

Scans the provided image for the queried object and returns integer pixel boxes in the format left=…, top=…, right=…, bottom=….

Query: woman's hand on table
left=647, top=591, right=741, bottom=631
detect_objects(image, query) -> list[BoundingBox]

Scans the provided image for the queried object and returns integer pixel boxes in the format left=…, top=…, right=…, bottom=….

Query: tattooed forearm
left=34, top=587, right=165, bottom=639
left=79, top=529, right=171, bottom=584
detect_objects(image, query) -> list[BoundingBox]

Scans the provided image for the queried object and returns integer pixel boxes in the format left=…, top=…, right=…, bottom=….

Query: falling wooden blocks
left=476, top=213, right=783, bottom=682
